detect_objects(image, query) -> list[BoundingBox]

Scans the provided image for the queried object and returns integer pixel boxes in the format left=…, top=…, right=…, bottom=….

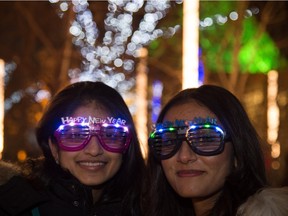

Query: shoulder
left=246, top=186, right=288, bottom=203
left=256, top=186, right=288, bottom=204
left=0, top=173, right=49, bottom=215
left=0, top=157, right=46, bottom=185
left=0, top=160, right=21, bottom=185
left=237, top=187, right=288, bottom=216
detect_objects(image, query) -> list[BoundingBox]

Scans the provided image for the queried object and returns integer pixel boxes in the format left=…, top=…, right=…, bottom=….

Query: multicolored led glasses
left=149, top=124, right=228, bottom=160
left=54, top=122, right=131, bottom=153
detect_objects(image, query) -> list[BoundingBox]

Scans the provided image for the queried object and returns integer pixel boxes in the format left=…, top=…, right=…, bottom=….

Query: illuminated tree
left=50, top=0, right=181, bottom=95
left=199, top=1, right=284, bottom=97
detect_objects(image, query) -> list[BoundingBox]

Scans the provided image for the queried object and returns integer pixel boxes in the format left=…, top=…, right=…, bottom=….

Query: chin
left=176, top=188, right=207, bottom=198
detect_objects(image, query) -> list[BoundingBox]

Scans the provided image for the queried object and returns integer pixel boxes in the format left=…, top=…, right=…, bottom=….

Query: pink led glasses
left=54, top=122, right=131, bottom=153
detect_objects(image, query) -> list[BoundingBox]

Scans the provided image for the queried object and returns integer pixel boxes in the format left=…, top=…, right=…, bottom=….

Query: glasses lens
left=100, top=125, right=129, bottom=150
left=150, top=128, right=182, bottom=158
left=55, top=124, right=130, bottom=152
left=57, top=124, right=90, bottom=148
left=186, top=126, right=224, bottom=155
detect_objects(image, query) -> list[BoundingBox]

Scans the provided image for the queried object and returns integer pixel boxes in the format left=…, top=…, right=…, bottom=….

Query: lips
left=77, top=161, right=107, bottom=170
left=176, top=169, right=205, bottom=177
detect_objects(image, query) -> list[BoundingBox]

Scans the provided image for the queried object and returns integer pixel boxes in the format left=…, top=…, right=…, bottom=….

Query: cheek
left=161, top=159, right=176, bottom=181
left=205, top=143, right=234, bottom=177
left=107, top=152, right=123, bottom=170
left=58, top=151, right=77, bottom=168
left=206, top=157, right=231, bottom=177
left=161, top=160, right=172, bottom=171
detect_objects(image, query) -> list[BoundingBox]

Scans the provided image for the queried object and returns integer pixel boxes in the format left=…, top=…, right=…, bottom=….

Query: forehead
left=163, top=101, right=218, bottom=122
left=72, top=102, right=111, bottom=118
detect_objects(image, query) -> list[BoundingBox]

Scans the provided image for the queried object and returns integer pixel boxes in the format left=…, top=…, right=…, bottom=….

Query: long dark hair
left=36, top=81, right=145, bottom=216
left=145, top=85, right=267, bottom=216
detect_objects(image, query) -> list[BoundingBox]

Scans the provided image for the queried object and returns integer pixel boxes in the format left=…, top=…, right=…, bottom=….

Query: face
left=49, top=102, right=123, bottom=186
left=161, top=101, right=233, bottom=199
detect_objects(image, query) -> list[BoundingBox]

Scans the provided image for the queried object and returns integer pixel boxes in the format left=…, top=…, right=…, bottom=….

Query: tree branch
left=14, top=2, right=57, bottom=56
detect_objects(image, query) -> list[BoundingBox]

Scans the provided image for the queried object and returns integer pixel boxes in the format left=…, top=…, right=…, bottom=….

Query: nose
left=83, top=135, right=104, bottom=156
left=176, top=140, right=197, bottom=163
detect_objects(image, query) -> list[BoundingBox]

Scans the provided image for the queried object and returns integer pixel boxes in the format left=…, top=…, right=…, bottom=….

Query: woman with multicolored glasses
left=145, top=85, right=268, bottom=216
left=0, top=81, right=145, bottom=216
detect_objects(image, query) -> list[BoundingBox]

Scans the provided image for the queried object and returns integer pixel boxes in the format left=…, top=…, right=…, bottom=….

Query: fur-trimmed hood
left=0, top=160, right=21, bottom=185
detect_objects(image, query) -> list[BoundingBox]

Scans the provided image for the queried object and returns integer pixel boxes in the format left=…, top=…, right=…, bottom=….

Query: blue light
left=198, top=48, right=205, bottom=85
left=151, top=80, right=163, bottom=123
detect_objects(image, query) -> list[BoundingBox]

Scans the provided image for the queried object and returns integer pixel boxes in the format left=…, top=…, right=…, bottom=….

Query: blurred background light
left=151, top=80, right=163, bottom=123
left=267, top=70, right=280, bottom=169
left=182, top=0, right=199, bottom=89
left=0, top=59, right=4, bottom=159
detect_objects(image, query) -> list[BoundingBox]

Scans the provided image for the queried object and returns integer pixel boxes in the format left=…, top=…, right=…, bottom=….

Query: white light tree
left=50, top=0, right=182, bottom=96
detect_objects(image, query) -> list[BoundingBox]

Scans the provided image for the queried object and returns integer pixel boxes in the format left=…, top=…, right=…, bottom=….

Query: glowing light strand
left=50, top=0, right=181, bottom=94
left=199, top=7, right=259, bottom=30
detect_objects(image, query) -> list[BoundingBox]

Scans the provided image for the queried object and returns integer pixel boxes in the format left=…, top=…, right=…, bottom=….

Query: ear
left=49, top=139, right=59, bottom=164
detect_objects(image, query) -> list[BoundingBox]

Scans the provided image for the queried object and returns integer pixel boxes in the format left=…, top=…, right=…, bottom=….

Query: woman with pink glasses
left=0, top=81, right=145, bottom=216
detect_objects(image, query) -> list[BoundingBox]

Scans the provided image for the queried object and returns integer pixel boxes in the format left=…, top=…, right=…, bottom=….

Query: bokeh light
left=50, top=0, right=180, bottom=96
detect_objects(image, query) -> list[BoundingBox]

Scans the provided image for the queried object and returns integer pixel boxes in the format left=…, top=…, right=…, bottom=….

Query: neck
left=192, top=190, right=221, bottom=216
left=92, top=188, right=103, bottom=203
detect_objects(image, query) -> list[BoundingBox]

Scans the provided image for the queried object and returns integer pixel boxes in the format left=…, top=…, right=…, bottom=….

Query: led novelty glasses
left=149, top=124, right=228, bottom=160
left=54, top=122, right=131, bottom=153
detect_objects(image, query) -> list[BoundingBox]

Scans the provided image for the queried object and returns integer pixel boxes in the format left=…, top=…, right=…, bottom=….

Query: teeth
left=79, top=161, right=105, bottom=166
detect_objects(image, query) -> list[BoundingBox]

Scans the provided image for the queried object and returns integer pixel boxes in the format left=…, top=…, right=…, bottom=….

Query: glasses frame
left=149, top=124, right=228, bottom=160
left=54, top=122, right=131, bottom=153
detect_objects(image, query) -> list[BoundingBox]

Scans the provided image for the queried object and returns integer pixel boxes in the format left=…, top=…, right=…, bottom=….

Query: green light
left=200, top=1, right=280, bottom=74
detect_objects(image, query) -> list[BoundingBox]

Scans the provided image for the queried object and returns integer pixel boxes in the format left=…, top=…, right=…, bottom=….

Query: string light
left=50, top=0, right=180, bottom=95
left=200, top=7, right=259, bottom=30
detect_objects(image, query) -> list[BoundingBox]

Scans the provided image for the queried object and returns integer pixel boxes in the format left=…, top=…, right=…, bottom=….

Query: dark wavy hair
left=36, top=81, right=145, bottom=216
left=145, top=85, right=268, bottom=216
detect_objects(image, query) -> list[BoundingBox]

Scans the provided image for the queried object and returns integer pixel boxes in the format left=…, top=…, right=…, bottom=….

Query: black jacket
left=0, top=161, right=122, bottom=216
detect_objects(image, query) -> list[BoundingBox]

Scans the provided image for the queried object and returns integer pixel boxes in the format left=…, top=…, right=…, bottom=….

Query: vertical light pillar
left=182, top=0, right=199, bottom=89
left=0, top=59, right=4, bottom=160
left=267, top=70, right=280, bottom=170
left=135, top=48, right=148, bottom=158
left=151, top=80, right=163, bottom=123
